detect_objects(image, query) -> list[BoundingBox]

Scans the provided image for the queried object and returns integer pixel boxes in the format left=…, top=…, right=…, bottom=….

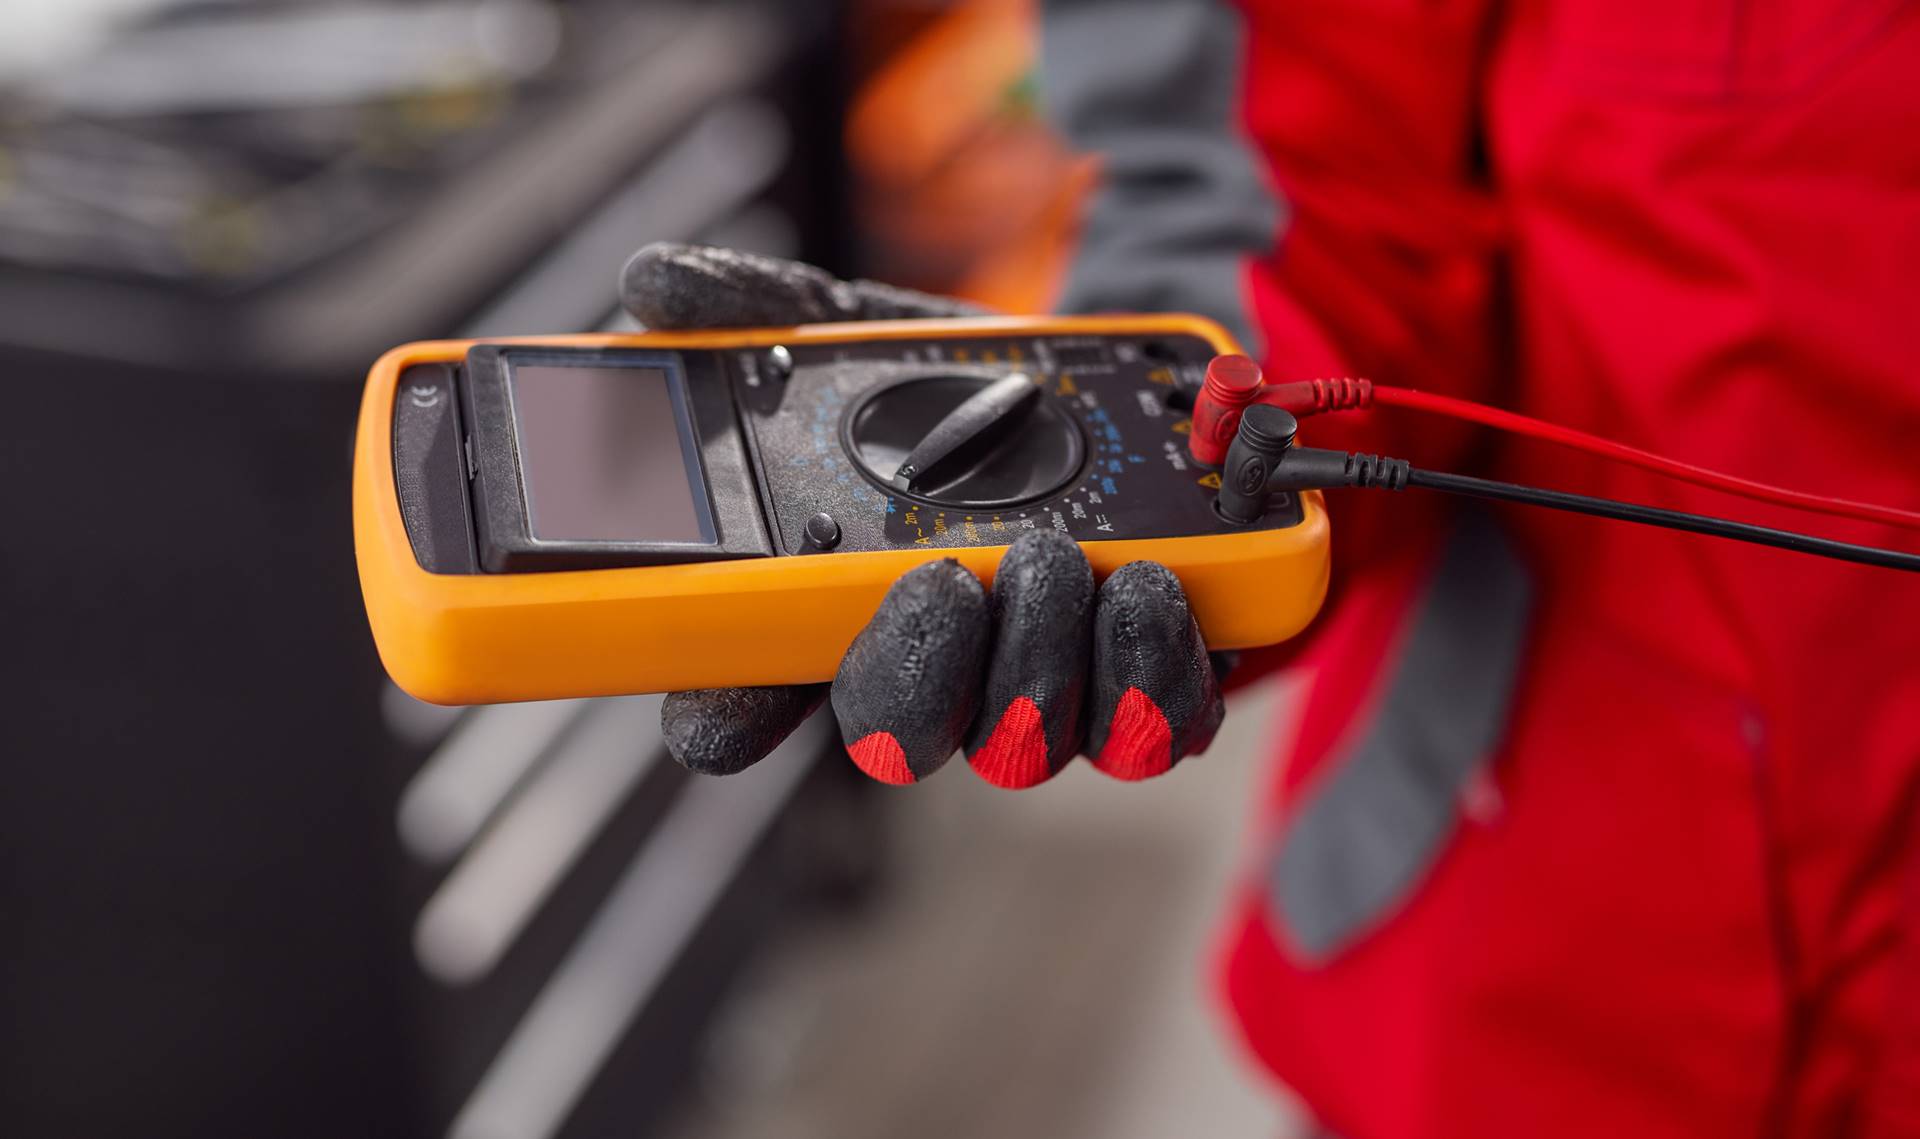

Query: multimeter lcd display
left=508, top=362, right=713, bottom=544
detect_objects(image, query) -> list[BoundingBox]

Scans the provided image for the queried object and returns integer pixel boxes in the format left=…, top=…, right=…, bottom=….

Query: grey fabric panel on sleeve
left=1268, top=511, right=1534, bottom=963
left=1039, top=0, right=1281, bottom=353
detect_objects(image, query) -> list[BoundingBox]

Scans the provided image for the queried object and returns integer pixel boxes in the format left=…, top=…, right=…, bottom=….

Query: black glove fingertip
left=620, top=244, right=987, bottom=330
left=620, top=243, right=840, bottom=330
left=662, top=684, right=828, bottom=776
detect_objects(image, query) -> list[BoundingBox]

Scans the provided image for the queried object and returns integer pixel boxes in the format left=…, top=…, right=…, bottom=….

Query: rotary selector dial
left=732, top=336, right=1302, bottom=555
left=841, top=372, right=1086, bottom=510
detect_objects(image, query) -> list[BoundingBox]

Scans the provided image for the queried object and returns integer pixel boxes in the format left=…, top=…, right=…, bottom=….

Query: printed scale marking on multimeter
left=355, top=316, right=1330, bottom=702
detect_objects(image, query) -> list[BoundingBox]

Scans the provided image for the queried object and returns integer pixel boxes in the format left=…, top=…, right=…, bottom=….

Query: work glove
left=622, top=244, right=1229, bottom=788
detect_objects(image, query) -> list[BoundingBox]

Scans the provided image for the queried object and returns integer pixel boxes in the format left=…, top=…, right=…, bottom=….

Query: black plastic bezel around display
left=461, top=345, right=772, bottom=572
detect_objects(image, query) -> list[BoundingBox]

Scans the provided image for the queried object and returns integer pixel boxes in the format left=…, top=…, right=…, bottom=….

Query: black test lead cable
left=1215, top=404, right=1920, bottom=574
left=1405, top=468, right=1920, bottom=573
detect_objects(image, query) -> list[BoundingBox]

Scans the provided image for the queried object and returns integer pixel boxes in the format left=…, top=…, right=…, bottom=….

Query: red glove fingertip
left=847, top=731, right=916, bottom=785
left=967, top=696, right=1055, bottom=789
left=1090, top=687, right=1176, bottom=781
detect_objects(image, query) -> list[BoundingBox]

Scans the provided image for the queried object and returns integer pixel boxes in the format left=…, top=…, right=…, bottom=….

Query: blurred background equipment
left=0, top=0, right=814, bottom=376
left=0, top=2, right=1292, bottom=1137
left=2, top=2, right=863, bottom=1136
left=845, top=0, right=1094, bottom=311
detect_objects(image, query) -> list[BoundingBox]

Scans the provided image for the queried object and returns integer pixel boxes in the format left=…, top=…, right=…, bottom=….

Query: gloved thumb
left=620, top=243, right=986, bottom=331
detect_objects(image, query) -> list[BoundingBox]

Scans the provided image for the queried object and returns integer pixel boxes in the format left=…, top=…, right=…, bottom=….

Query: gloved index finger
left=832, top=558, right=991, bottom=785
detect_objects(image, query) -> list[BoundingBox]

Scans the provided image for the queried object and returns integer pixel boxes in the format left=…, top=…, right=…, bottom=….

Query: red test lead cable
left=1191, top=355, right=1920, bottom=534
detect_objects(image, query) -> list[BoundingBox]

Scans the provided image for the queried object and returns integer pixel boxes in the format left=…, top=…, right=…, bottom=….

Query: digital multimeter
left=353, top=315, right=1330, bottom=704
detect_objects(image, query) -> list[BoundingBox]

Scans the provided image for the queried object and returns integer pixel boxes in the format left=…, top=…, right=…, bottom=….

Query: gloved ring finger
left=1086, top=561, right=1225, bottom=781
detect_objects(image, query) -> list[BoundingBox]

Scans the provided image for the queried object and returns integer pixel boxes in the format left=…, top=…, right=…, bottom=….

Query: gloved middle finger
left=963, top=530, right=1095, bottom=788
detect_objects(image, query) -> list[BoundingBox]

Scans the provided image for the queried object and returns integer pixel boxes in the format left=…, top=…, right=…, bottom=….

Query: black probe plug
left=1215, top=404, right=1410, bottom=523
left=1212, top=404, right=1920, bottom=573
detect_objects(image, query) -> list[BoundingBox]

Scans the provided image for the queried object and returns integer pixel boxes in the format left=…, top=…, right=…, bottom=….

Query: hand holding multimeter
left=354, top=245, right=1330, bottom=786
left=630, top=247, right=1254, bottom=788
left=355, top=246, right=1920, bottom=786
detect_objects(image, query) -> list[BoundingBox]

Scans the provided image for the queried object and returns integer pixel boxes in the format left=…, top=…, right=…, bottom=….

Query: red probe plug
left=1190, top=354, right=1263, bottom=466
left=1189, top=354, right=1920, bottom=533
left=1190, top=355, right=1374, bottom=467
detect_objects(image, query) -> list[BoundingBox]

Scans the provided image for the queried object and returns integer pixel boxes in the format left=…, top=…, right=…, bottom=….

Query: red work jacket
left=1044, top=1, right=1920, bottom=1135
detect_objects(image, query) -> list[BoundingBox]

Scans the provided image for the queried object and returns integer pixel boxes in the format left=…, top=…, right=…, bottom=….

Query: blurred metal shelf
left=0, top=2, right=864, bottom=1137
left=0, top=1, right=793, bottom=379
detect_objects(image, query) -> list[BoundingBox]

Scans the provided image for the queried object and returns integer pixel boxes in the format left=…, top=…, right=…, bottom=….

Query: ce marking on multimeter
left=353, top=316, right=1331, bottom=704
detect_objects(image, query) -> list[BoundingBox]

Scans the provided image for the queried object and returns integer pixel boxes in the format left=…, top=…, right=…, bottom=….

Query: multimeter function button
left=803, top=512, right=842, bottom=551
left=766, top=344, right=794, bottom=382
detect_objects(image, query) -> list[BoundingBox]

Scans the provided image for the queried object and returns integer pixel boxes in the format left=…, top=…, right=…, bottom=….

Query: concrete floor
left=670, top=677, right=1310, bottom=1139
